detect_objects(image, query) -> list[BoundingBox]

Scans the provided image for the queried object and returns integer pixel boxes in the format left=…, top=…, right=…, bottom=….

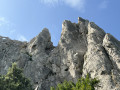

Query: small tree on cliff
left=0, top=63, right=33, bottom=90
left=50, top=74, right=99, bottom=90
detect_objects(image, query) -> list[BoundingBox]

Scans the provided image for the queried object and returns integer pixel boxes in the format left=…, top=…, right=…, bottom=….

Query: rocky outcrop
left=0, top=17, right=120, bottom=90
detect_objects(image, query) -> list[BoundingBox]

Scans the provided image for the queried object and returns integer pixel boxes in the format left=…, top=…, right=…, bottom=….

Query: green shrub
left=51, top=74, right=99, bottom=90
left=0, top=63, right=33, bottom=90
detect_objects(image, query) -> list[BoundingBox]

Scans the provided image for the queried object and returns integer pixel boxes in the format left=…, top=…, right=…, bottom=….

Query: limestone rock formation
left=0, top=17, right=120, bottom=90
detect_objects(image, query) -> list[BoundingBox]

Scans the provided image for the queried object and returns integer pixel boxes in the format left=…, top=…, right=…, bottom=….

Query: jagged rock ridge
left=0, top=17, right=120, bottom=90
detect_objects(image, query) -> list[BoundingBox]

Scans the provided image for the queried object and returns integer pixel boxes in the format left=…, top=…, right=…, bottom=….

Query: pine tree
left=51, top=74, right=99, bottom=90
left=0, top=63, right=33, bottom=90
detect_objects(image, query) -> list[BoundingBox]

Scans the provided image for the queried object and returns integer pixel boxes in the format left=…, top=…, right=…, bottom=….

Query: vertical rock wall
left=0, top=17, right=120, bottom=90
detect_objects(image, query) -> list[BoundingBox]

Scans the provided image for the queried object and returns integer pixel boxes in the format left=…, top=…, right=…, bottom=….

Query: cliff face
left=0, top=17, right=120, bottom=90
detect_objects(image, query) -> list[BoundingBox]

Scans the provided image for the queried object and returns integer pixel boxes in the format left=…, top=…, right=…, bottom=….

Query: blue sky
left=0, top=0, right=120, bottom=46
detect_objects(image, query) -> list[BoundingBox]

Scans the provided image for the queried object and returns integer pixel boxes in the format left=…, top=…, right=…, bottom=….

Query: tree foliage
left=51, top=74, right=99, bottom=90
left=0, top=63, right=33, bottom=90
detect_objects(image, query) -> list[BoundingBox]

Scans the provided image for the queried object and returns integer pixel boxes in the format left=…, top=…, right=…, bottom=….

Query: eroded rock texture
left=0, top=17, right=120, bottom=90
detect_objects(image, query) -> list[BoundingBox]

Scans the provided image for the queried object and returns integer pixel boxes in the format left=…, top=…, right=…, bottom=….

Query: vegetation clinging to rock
left=50, top=74, right=99, bottom=90
left=0, top=63, right=33, bottom=90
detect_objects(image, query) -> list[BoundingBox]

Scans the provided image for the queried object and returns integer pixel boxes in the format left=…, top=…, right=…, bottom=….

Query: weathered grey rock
left=103, top=33, right=120, bottom=89
left=82, top=23, right=114, bottom=90
left=0, top=17, right=120, bottom=90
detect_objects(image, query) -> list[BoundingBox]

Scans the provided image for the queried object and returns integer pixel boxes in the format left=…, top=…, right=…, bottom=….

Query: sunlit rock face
left=0, top=17, right=120, bottom=90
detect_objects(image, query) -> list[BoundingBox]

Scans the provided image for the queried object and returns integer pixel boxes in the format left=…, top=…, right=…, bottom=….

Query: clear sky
left=0, top=0, right=120, bottom=46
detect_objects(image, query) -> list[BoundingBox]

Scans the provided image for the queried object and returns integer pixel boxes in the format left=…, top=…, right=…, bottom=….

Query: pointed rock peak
left=78, top=17, right=89, bottom=24
left=29, top=28, right=51, bottom=44
left=78, top=17, right=86, bottom=23
left=35, top=28, right=51, bottom=43
left=39, top=28, right=51, bottom=39
left=28, top=28, right=54, bottom=54
left=89, top=22, right=105, bottom=33
left=62, top=20, right=72, bottom=28
left=105, top=33, right=117, bottom=40
left=41, top=28, right=50, bottom=34
left=62, top=20, right=76, bottom=32
left=103, top=33, right=120, bottom=46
